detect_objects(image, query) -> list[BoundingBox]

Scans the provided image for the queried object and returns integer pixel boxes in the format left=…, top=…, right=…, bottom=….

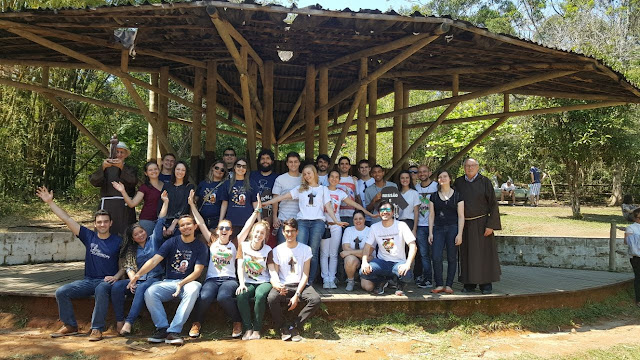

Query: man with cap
left=90, top=141, right=137, bottom=236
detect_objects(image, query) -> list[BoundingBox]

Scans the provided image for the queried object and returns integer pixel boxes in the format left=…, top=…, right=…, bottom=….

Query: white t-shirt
left=398, top=189, right=421, bottom=221
left=326, top=188, right=348, bottom=222
left=318, top=174, right=329, bottom=186
left=342, top=226, right=375, bottom=258
left=366, top=220, right=415, bottom=263
left=501, top=183, right=515, bottom=191
left=273, top=173, right=302, bottom=221
left=271, top=242, right=313, bottom=285
left=206, top=240, right=237, bottom=280
left=337, top=176, right=358, bottom=218
left=357, top=178, right=375, bottom=221
left=290, top=185, right=330, bottom=220
left=626, top=222, right=640, bottom=257
left=415, top=181, right=438, bottom=227
left=237, top=242, right=272, bottom=284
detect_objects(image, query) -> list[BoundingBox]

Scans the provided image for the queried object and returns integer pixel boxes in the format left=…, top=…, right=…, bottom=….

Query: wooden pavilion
left=0, top=1, right=638, bottom=179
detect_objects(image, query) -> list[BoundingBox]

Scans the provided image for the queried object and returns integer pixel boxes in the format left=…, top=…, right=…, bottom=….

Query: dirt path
left=2, top=317, right=640, bottom=359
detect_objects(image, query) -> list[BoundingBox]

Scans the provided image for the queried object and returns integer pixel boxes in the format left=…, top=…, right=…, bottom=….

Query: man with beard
left=453, top=158, right=502, bottom=295
left=316, top=154, right=330, bottom=186
left=250, top=149, right=278, bottom=224
left=158, top=153, right=176, bottom=184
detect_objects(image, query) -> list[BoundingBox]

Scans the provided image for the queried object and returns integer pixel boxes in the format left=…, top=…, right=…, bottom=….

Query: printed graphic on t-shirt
left=288, top=256, right=297, bottom=273
left=418, top=193, right=431, bottom=217
left=329, top=193, right=341, bottom=213
left=243, top=255, right=265, bottom=280
left=202, top=188, right=217, bottom=205
left=231, top=187, right=248, bottom=207
left=170, top=249, right=192, bottom=273
left=212, top=245, right=233, bottom=270
left=382, top=237, right=395, bottom=253
left=307, top=190, right=317, bottom=207
left=90, top=243, right=111, bottom=259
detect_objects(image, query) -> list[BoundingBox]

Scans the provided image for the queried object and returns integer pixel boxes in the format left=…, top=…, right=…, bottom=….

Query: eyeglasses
left=224, top=153, right=235, bottom=157
left=213, top=166, right=224, bottom=171
left=218, top=226, right=231, bottom=231
left=379, top=207, right=392, bottom=213
left=408, top=170, right=418, bottom=174
left=235, top=164, right=247, bottom=169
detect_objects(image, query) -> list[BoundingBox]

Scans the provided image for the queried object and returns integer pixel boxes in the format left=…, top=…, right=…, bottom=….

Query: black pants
left=631, top=257, right=640, bottom=302
left=267, top=284, right=321, bottom=331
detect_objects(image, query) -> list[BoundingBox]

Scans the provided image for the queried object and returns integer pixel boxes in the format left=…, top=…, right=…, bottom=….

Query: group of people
left=37, top=143, right=503, bottom=344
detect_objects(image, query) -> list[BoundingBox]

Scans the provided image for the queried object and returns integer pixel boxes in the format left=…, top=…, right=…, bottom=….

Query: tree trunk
left=608, top=167, right=623, bottom=206
left=566, top=159, right=582, bottom=219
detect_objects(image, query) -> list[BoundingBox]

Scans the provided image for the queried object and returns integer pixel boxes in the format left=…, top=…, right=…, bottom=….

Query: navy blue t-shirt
left=196, top=180, right=225, bottom=219
left=219, top=180, right=257, bottom=227
left=158, top=173, right=172, bottom=184
left=156, top=236, right=208, bottom=280
left=250, top=171, right=278, bottom=219
left=78, top=226, right=121, bottom=279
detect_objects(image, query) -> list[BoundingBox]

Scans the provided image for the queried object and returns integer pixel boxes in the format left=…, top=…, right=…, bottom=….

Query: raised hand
left=188, top=189, right=195, bottom=206
left=111, top=181, right=125, bottom=193
left=161, top=190, right=169, bottom=203
left=35, top=186, right=53, bottom=203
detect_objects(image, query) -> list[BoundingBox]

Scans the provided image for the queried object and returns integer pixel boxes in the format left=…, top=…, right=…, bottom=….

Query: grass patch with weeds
left=0, top=301, right=29, bottom=328
left=2, top=352, right=97, bottom=360
left=504, top=343, right=640, bottom=360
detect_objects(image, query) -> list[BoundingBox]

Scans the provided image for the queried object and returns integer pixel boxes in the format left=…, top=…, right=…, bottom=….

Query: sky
left=294, top=0, right=416, bottom=13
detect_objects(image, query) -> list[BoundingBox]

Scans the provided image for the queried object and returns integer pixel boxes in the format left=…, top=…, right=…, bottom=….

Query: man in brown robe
left=89, top=142, right=137, bottom=237
left=453, top=158, right=501, bottom=294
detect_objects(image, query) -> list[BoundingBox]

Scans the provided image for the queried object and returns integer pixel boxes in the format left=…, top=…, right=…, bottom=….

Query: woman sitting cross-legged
left=340, top=210, right=372, bottom=291
left=188, top=191, right=243, bottom=339
left=234, top=197, right=273, bottom=340
left=110, top=190, right=170, bottom=335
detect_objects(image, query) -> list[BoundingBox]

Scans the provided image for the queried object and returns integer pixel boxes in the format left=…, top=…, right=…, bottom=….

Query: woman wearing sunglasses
left=187, top=191, right=243, bottom=339
left=195, top=160, right=227, bottom=229
left=220, top=158, right=259, bottom=238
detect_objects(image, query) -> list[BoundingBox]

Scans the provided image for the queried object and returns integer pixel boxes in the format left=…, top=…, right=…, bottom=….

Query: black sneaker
left=165, top=332, right=184, bottom=345
left=147, top=328, right=168, bottom=343
left=395, top=281, right=408, bottom=296
left=280, top=327, right=292, bottom=341
left=374, top=281, right=389, bottom=295
left=291, top=328, right=303, bottom=342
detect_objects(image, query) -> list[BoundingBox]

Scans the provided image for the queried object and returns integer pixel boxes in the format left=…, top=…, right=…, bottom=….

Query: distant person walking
left=529, top=166, right=542, bottom=207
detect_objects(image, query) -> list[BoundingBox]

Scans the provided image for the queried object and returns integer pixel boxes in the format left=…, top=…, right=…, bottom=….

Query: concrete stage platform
left=0, top=262, right=633, bottom=318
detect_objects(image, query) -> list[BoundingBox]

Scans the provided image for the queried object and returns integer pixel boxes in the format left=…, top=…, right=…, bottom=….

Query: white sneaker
left=323, top=281, right=331, bottom=289
left=345, top=279, right=355, bottom=291
left=330, top=281, right=338, bottom=289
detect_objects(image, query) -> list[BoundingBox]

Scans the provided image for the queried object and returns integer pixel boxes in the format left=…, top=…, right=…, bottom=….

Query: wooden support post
left=436, top=93, right=510, bottom=173
left=367, top=80, right=378, bottom=164
left=393, top=81, right=404, bottom=165
left=356, top=58, right=367, bottom=162
left=304, top=64, right=316, bottom=162
left=402, top=88, right=410, bottom=169
left=191, top=68, right=204, bottom=182
left=40, top=67, right=109, bottom=156
left=318, top=66, right=329, bottom=155
left=158, top=67, right=170, bottom=156
left=330, top=88, right=366, bottom=164
left=147, top=73, right=159, bottom=162
left=205, top=61, right=218, bottom=172
left=249, top=58, right=262, bottom=128
left=240, top=47, right=258, bottom=167
left=262, top=60, right=275, bottom=150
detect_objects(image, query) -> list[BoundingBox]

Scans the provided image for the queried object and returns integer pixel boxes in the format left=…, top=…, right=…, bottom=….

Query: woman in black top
left=428, top=170, right=465, bottom=294
left=160, top=161, right=195, bottom=237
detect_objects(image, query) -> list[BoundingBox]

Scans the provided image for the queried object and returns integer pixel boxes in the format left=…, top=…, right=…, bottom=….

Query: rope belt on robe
left=465, top=214, right=487, bottom=221
left=100, top=196, right=125, bottom=210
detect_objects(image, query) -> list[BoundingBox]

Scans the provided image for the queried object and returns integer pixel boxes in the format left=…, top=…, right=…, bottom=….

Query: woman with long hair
left=397, top=170, right=420, bottom=236
left=340, top=210, right=371, bottom=291
left=112, top=161, right=163, bottom=236
left=428, top=170, right=465, bottom=295
left=220, top=158, right=259, bottom=237
left=188, top=191, right=244, bottom=339
left=160, top=161, right=194, bottom=237
left=323, top=170, right=375, bottom=289
left=110, top=190, right=169, bottom=335
left=196, top=160, right=227, bottom=229
left=262, top=164, right=347, bottom=284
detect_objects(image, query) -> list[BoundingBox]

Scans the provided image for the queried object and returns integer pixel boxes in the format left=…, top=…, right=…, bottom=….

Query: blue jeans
left=192, top=277, right=241, bottom=323
left=296, top=219, right=325, bottom=283
left=111, top=277, right=160, bottom=325
left=432, top=224, right=458, bottom=287
left=144, top=279, right=202, bottom=333
left=55, top=278, right=106, bottom=329
left=360, top=258, right=414, bottom=284
left=416, top=226, right=433, bottom=282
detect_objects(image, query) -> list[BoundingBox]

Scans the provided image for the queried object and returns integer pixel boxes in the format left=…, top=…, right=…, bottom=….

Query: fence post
left=609, top=222, right=616, bottom=271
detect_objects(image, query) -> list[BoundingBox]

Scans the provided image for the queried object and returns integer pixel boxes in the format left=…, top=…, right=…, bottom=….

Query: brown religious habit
left=453, top=173, right=502, bottom=285
left=89, top=162, right=137, bottom=237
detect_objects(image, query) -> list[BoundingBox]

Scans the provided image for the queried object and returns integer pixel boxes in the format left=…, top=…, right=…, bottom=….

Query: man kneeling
left=360, top=200, right=417, bottom=296
left=267, top=219, right=321, bottom=342
left=129, top=213, right=207, bottom=345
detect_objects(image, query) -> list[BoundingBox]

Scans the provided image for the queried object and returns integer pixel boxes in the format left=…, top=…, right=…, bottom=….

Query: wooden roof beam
left=0, top=58, right=157, bottom=72
left=330, top=87, right=366, bottom=164
left=383, top=62, right=595, bottom=78
left=277, top=87, right=305, bottom=140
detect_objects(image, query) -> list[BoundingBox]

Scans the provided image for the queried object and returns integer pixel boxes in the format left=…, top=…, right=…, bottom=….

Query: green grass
left=305, top=288, right=640, bottom=339
left=2, top=352, right=98, bottom=360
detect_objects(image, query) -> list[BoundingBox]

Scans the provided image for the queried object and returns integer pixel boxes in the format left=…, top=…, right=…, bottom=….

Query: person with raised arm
left=36, top=186, right=122, bottom=341
left=128, top=190, right=208, bottom=345
left=262, top=164, right=348, bottom=284
left=112, top=161, right=163, bottom=237
left=267, top=218, right=321, bottom=342
left=187, top=192, right=244, bottom=339
left=397, top=170, right=421, bottom=237
left=219, top=158, right=259, bottom=238
left=110, top=190, right=170, bottom=335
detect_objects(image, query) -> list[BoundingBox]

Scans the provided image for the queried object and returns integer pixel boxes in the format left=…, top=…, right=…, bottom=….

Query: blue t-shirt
left=250, top=171, right=278, bottom=219
left=135, top=217, right=167, bottom=280
left=158, top=173, right=172, bottom=184
left=156, top=236, right=208, bottom=280
left=219, top=179, right=257, bottom=227
left=196, top=180, right=226, bottom=219
left=78, top=226, right=121, bottom=279
left=530, top=167, right=541, bottom=183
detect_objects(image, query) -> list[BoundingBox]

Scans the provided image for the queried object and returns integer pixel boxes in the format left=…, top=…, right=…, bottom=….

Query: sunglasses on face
left=213, top=166, right=224, bottom=171
left=218, top=226, right=231, bottom=231
left=235, top=164, right=247, bottom=169
left=379, top=207, right=393, bottom=213
left=408, top=170, right=418, bottom=174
